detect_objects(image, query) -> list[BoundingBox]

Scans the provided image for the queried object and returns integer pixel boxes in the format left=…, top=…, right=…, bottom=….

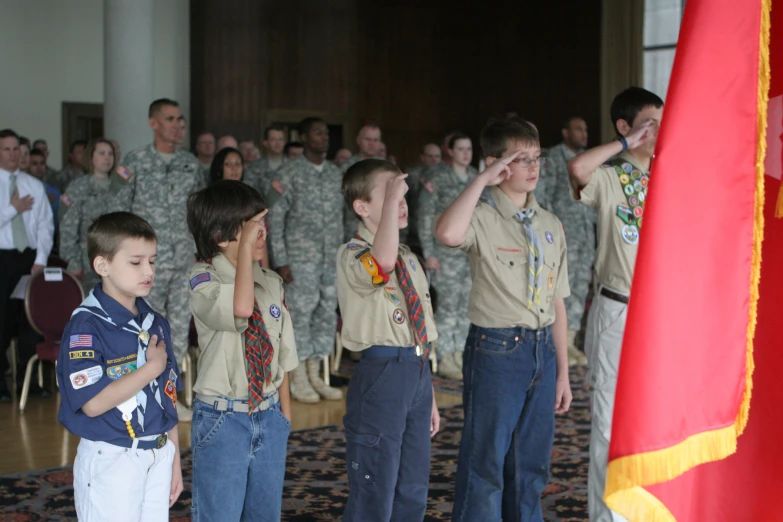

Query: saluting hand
left=479, top=148, right=524, bottom=186
left=625, top=119, right=656, bottom=149
left=240, top=209, right=268, bottom=251
left=385, top=173, right=409, bottom=204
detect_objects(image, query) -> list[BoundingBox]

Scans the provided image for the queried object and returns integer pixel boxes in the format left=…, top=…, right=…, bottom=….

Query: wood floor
left=0, top=362, right=461, bottom=476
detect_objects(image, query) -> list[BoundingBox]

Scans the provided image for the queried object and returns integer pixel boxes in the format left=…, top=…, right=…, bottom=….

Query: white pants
left=73, top=438, right=175, bottom=522
left=585, top=289, right=630, bottom=522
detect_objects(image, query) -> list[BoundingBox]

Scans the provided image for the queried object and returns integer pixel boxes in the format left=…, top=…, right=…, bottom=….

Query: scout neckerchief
left=72, top=291, right=163, bottom=436
left=603, top=156, right=649, bottom=245
left=200, top=258, right=274, bottom=413
left=355, top=235, right=429, bottom=352
left=480, top=190, right=544, bottom=310
left=245, top=299, right=274, bottom=413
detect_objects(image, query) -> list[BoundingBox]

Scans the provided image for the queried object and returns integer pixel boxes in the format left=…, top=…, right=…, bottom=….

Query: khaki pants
left=585, top=288, right=630, bottom=522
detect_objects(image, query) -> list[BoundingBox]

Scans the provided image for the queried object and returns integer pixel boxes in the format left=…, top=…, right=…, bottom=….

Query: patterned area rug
left=0, top=367, right=589, bottom=521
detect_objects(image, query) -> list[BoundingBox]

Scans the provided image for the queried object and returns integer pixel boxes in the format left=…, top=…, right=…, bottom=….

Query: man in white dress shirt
left=0, top=129, right=54, bottom=402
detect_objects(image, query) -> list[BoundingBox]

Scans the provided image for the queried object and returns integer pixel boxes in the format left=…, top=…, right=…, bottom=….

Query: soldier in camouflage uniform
left=418, top=133, right=476, bottom=381
left=59, top=139, right=120, bottom=292
left=195, top=132, right=215, bottom=185
left=108, top=98, right=202, bottom=421
left=244, top=124, right=288, bottom=204
left=54, top=140, right=87, bottom=192
left=406, top=143, right=441, bottom=250
left=546, top=117, right=592, bottom=366
left=32, top=139, right=60, bottom=187
left=268, top=117, right=344, bottom=404
left=341, top=124, right=383, bottom=242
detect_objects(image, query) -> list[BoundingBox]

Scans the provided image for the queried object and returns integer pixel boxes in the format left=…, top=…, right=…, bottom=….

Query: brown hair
left=82, top=138, right=118, bottom=174
left=480, top=117, right=539, bottom=159
left=87, top=212, right=157, bottom=266
left=342, top=159, right=401, bottom=220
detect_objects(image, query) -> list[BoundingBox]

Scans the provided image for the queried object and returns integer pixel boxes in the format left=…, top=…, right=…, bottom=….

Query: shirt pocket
left=495, top=250, right=527, bottom=286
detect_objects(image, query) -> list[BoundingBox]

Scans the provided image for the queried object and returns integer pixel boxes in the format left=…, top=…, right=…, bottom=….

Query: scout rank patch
left=355, top=248, right=389, bottom=286
left=392, top=309, right=405, bottom=324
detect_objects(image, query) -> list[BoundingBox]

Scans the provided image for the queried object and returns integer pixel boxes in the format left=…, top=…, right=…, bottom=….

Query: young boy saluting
left=338, top=159, right=440, bottom=522
left=57, top=212, right=183, bottom=522
left=435, top=118, right=572, bottom=522
left=186, top=180, right=298, bottom=521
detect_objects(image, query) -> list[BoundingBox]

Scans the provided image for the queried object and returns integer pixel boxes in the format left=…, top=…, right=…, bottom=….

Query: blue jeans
left=190, top=397, right=291, bottom=522
left=452, top=325, right=557, bottom=522
left=343, top=350, right=433, bottom=522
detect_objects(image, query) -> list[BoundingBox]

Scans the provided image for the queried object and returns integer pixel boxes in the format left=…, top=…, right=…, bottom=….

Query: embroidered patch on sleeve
left=69, top=334, right=93, bottom=349
left=355, top=248, right=390, bottom=286
left=189, top=272, right=211, bottom=290
left=70, top=365, right=103, bottom=390
left=60, top=194, right=74, bottom=206
left=69, top=350, right=95, bottom=360
left=116, top=165, right=133, bottom=180
left=424, top=181, right=435, bottom=193
left=272, top=180, right=285, bottom=194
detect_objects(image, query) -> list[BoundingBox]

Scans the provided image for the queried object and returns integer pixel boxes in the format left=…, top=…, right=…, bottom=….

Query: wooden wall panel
left=191, top=0, right=601, bottom=168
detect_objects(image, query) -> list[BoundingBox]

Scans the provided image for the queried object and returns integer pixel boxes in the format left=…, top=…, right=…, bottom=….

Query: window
left=643, top=0, right=686, bottom=98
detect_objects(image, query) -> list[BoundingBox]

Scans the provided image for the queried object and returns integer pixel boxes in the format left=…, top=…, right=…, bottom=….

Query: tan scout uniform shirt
left=571, top=151, right=649, bottom=294
left=337, top=223, right=438, bottom=351
left=189, top=254, right=299, bottom=398
left=455, top=186, right=570, bottom=329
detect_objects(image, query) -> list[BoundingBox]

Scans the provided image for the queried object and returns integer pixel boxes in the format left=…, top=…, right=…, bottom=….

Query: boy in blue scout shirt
left=56, top=212, right=183, bottom=522
left=337, top=159, right=440, bottom=522
left=186, top=180, right=298, bottom=522
left=435, top=119, right=573, bottom=522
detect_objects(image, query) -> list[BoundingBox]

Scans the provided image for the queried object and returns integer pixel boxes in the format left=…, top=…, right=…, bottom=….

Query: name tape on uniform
left=69, top=350, right=94, bottom=360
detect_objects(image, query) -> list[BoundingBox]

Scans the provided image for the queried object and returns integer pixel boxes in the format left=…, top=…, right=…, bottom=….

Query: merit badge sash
left=604, top=157, right=649, bottom=245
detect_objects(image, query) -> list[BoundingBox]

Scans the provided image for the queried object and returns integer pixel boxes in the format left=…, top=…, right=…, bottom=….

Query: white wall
left=0, top=0, right=189, bottom=169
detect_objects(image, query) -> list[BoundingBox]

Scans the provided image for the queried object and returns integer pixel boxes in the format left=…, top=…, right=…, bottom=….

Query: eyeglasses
left=511, top=157, right=544, bottom=168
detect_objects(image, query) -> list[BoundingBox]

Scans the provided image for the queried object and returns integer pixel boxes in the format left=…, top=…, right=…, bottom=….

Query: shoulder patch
left=346, top=242, right=363, bottom=250
left=60, top=193, right=74, bottom=206
left=356, top=249, right=390, bottom=286
left=69, top=334, right=93, bottom=349
left=70, top=365, right=103, bottom=390
left=424, top=181, right=435, bottom=193
left=272, top=180, right=285, bottom=194
left=116, top=165, right=133, bottom=180
left=189, top=272, right=211, bottom=290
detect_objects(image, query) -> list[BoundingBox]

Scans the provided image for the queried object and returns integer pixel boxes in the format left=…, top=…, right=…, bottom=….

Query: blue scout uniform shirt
left=57, top=283, right=181, bottom=441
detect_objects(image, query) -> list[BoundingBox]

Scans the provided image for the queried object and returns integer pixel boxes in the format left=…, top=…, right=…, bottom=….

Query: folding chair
left=20, top=270, right=85, bottom=411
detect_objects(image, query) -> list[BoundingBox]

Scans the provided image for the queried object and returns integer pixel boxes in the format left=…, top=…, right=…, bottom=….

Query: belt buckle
left=415, top=345, right=423, bottom=357
left=156, top=434, right=168, bottom=449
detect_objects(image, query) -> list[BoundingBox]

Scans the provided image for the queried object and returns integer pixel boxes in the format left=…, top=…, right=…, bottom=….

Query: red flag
left=605, top=0, right=782, bottom=520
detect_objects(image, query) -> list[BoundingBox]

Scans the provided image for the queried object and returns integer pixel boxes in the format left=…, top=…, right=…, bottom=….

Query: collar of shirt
left=618, top=150, right=650, bottom=175
left=0, top=166, right=19, bottom=180
left=92, top=283, right=155, bottom=326
left=488, top=185, right=540, bottom=220
left=356, top=222, right=375, bottom=245
left=555, top=142, right=581, bottom=161
left=210, top=253, right=273, bottom=292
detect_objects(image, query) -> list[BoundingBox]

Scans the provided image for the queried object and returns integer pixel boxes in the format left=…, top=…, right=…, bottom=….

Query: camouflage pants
left=286, top=261, right=338, bottom=361
left=146, top=266, right=191, bottom=364
left=565, top=240, right=595, bottom=331
left=431, top=252, right=471, bottom=355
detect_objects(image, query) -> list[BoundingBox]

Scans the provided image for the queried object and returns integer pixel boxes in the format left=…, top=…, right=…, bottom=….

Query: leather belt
left=361, top=345, right=426, bottom=358
left=600, top=287, right=629, bottom=304
left=196, top=392, right=280, bottom=413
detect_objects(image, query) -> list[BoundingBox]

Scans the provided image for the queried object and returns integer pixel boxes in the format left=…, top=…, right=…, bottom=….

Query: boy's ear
left=93, top=256, right=109, bottom=277
left=616, top=118, right=632, bottom=137
left=485, top=156, right=498, bottom=167
left=352, top=199, right=370, bottom=218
